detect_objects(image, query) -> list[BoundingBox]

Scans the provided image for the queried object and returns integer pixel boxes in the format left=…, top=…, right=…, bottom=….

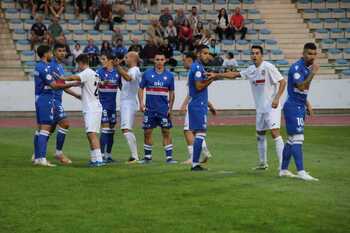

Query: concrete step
left=270, top=28, right=310, bottom=34
left=258, top=8, right=297, bottom=14
left=0, top=60, right=21, bottom=66
left=261, top=14, right=302, bottom=19
left=278, top=38, right=316, bottom=43
left=265, top=23, right=308, bottom=29
left=0, top=44, right=15, bottom=49
left=257, top=4, right=296, bottom=10
left=0, top=54, right=20, bottom=60
left=263, top=18, right=304, bottom=24
left=273, top=34, right=313, bottom=39
left=0, top=76, right=27, bottom=81
left=0, top=34, right=11, bottom=39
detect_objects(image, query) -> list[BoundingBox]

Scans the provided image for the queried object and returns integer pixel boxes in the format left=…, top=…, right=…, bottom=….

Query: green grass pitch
left=0, top=126, right=349, bottom=233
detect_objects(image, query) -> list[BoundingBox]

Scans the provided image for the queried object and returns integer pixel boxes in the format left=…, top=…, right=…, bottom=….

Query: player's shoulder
left=290, top=59, right=304, bottom=72
left=262, top=61, right=276, bottom=69
left=164, top=69, right=174, bottom=77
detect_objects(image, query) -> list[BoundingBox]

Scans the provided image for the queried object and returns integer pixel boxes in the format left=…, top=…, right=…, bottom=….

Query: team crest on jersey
left=261, top=69, right=266, bottom=76
left=163, top=76, right=167, bottom=80
left=46, top=74, right=52, bottom=80
left=294, top=73, right=301, bottom=80
left=195, top=71, right=202, bottom=78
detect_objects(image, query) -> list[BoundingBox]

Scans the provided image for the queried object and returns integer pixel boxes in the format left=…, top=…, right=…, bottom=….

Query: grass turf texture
left=0, top=126, right=349, bottom=233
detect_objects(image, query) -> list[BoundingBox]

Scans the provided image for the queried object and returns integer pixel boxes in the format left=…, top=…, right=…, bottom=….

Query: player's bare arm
left=207, top=71, right=241, bottom=80
left=168, top=90, right=175, bottom=119
left=64, top=88, right=81, bottom=100
left=272, top=79, right=286, bottom=108
left=208, top=101, right=217, bottom=115
left=296, top=63, right=319, bottom=91
left=114, top=60, right=133, bottom=81
left=138, top=88, right=145, bottom=112
left=306, top=100, right=314, bottom=116
left=180, top=95, right=189, bottom=114
left=50, top=77, right=80, bottom=89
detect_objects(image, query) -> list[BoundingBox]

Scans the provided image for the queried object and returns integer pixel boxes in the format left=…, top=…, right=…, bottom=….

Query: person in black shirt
left=31, top=0, right=48, bottom=19
left=30, top=15, right=49, bottom=50
left=128, top=38, right=143, bottom=54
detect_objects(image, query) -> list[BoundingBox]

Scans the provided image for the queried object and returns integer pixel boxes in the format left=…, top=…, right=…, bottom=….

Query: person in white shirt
left=114, top=51, right=141, bottom=163
left=208, top=45, right=287, bottom=171
left=60, top=54, right=104, bottom=167
left=222, top=52, right=238, bottom=70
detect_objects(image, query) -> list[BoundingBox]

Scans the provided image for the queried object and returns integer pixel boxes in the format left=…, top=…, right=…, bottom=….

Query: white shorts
left=256, top=108, right=281, bottom=131
left=120, top=101, right=138, bottom=130
left=184, top=111, right=189, bottom=131
left=83, top=110, right=102, bottom=133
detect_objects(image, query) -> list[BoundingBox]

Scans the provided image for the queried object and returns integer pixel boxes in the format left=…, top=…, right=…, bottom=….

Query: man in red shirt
left=228, top=7, right=247, bottom=40
left=95, top=0, right=114, bottom=31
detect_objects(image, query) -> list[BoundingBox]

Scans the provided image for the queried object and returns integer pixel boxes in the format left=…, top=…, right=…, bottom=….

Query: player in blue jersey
left=188, top=45, right=220, bottom=171
left=96, top=52, right=121, bottom=163
left=33, top=45, right=80, bottom=167
left=49, top=43, right=81, bottom=165
left=280, top=42, right=319, bottom=181
left=138, top=52, right=177, bottom=164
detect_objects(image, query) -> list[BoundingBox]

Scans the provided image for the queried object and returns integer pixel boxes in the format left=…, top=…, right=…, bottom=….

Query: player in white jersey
left=59, top=54, right=105, bottom=167
left=208, top=45, right=287, bottom=170
left=114, top=51, right=141, bottom=163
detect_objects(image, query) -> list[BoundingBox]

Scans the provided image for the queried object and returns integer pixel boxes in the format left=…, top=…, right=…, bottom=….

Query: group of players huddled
left=32, top=41, right=319, bottom=181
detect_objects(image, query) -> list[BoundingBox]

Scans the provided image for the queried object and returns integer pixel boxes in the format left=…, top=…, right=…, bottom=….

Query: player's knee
left=271, top=129, right=280, bottom=139
left=256, top=134, right=266, bottom=141
left=256, top=130, right=266, bottom=136
left=288, top=134, right=304, bottom=144
left=122, top=129, right=129, bottom=134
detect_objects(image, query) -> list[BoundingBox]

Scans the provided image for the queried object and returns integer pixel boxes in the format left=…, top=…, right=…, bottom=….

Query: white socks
left=187, top=145, right=193, bottom=159
left=257, top=135, right=267, bottom=165
left=91, top=149, right=103, bottom=162
left=187, top=140, right=210, bottom=159
left=124, top=132, right=139, bottom=160
left=274, top=136, right=284, bottom=169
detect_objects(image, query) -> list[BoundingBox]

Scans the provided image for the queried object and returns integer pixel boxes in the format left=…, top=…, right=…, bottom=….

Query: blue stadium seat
left=253, top=19, right=265, bottom=30
left=250, top=39, right=264, bottom=48
left=214, top=0, right=227, bottom=10
left=228, top=0, right=241, bottom=11
left=244, top=19, right=253, bottom=30
left=230, top=50, right=241, bottom=60
left=335, top=58, right=349, bottom=67
left=247, top=9, right=260, bottom=20
left=136, top=12, right=148, bottom=21
left=326, top=0, right=339, bottom=8
left=73, top=30, right=87, bottom=41
left=308, top=18, right=323, bottom=29
left=20, top=9, right=31, bottom=19
left=9, top=19, right=23, bottom=30
left=1, top=0, right=16, bottom=8
left=173, top=0, right=186, bottom=11
left=124, top=12, right=136, bottom=21
left=327, top=48, right=343, bottom=59
left=321, top=38, right=336, bottom=49
left=13, top=29, right=27, bottom=40
left=5, top=8, right=19, bottom=19
left=315, top=28, right=329, bottom=39
left=68, top=20, right=82, bottom=31
left=340, top=0, right=350, bottom=8
left=20, top=50, right=35, bottom=62
left=173, top=50, right=182, bottom=60
left=59, top=20, right=67, bottom=31
left=265, top=39, right=278, bottom=50
left=332, top=8, right=346, bottom=18
left=312, top=0, right=326, bottom=9
left=318, top=8, right=332, bottom=18
left=237, top=60, right=247, bottom=67
left=236, top=40, right=249, bottom=51
left=330, top=28, right=344, bottom=38
left=205, top=12, right=217, bottom=21
left=179, top=71, right=188, bottom=80
left=88, top=30, right=101, bottom=41
left=24, top=19, right=35, bottom=30
left=131, top=30, right=144, bottom=40
left=121, top=30, right=129, bottom=41
left=259, top=29, right=272, bottom=40
left=324, top=18, right=338, bottom=29
left=67, top=40, right=76, bottom=50
left=16, top=40, right=30, bottom=51
left=241, top=49, right=251, bottom=61
left=246, top=29, right=259, bottom=40
left=338, top=18, right=350, bottom=28
left=102, top=31, right=113, bottom=41
left=82, top=20, right=95, bottom=31
left=345, top=28, right=350, bottom=38
left=126, top=20, right=139, bottom=31
left=64, top=31, right=73, bottom=40
left=341, top=69, right=350, bottom=78
left=303, top=9, right=317, bottom=19
left=297, top=0, right=312, bottom=9
left=221, top=40, right=235, bottom=51
left=64, top=10, right=75, bottom=20
left=186, top=0, right=199, bottom=10
left=160, top=0, right=173, bottom=10
left=270, top=49, right=284, bottom=60
left=336, top=38, right=350, bottom=48
left=242, top=0, right=256, bottom=10
left=140, top=20, right=151, bottom=31
left=275, top=60, right=289, bottom=66
left=201, top=0, right=214, bottom=11
left=78, top=40, right=88, bottom=48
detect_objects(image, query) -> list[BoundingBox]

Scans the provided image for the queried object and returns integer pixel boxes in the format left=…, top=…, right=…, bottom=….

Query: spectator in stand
left=196, top=29, right=211, bottom=48
left=112, top=1, right=126, bottom=23
left=193, top=21, right=204, bottom=40
left=48, top=0, right=65, bottom=18
left=73, top=0, right=93, bottom=17
left=89, top=0, right=99, bottom=19
left=174, top=9, right=186, bottom=30
left=215, top=8, right=229, bottom=42
left=84, top=38, right=100, bottom=67
left=30, top=15, right=49, bottom=50
left=72, top=42, right=83, bottom=67
left=222, top=51, right=238, bottom=70
left=112, top=38, right=128, bottom=59
left=128, top=37, right=143, bottom=53
left=188, top=6, right=201, bottom=32
left=48, top=16, right=64, bottom=45
left=228, top=7, right=247, bottom=40
left=112, top=27, right=123, bottom=46
left=31, top=0, right=48, bottom=19
left=15, top=0, right=31, bottom=9
left=179, top=19, right=193, bottom=52
left=159, top=7, right=173, bottom=29
left=100, top=40, right=113, bottom=55
left=165, top=20, right=178, bottom=50
left=140, top=39, right=159, bottom=66
left=131, top=0, right=141, bottom=12
left=146, top=20, right=164, bottom=46
left=95, top=0, right=114, bottom=31
left=208, top=39, right=220, bottom=56
left=159, top=39, right=177, bottom=69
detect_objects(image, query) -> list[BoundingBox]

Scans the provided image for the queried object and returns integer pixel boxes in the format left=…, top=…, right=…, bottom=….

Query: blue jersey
left=287, top=58, right=311, bottom=106
left=50, top=58, right=65, bottom=103
left=34, top=60, right=55, bottom=99
left=96, top=67, right=121, bottom=110
left=188, top=60, right=208, bottom=109
left=140, top=68, right=174, bottom=113
left=84, top=45, right=99, bottom=55
left=112, top=46, right=128, bottom=58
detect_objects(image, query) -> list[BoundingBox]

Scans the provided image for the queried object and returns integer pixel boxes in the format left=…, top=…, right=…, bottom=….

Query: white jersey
left=78, top=67, right=102, bottom=112
left=120, top=66, right=141, bottom=103
left=240, top=61, right=284, bottom=113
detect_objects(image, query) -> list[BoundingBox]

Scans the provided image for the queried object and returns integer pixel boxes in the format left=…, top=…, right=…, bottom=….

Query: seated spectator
left=95, top=0, right=114, bottom=31
left=222, top=52, right=238, bottom=70
left=193, top=21, right=204, bottom=40
left=131, top=0, right=141, bottom=12
left=174, top=9, right=186, bottom=30
left=196, top=29, right=211, bottom=47
left=179, top=20, right=193, bottom=52
left=215, top=8, right=229, bottom=41
left=165, top=20, right=178, bottom=50
left=48, top=0, right=65, bottom=18
left=112, top=38, right=128, bottom=59
left=15, top=0, right=31, bottom=9
left=146, top=20, right=164, bottom=46
left=84, top=38, right=100, bottom=67
left=188, top=6, right=201, bottom=32
left=88, top=0, right=99, bottom=19
left=228, top=7, right=247, bottom=40
left=72, top=42, right=83, bottom=67
left=30, top=15, right=49, bottom=50
left=112, top=1, right=126, bottom=23
left=128, top=38, right=143, bottom=53
left=31, top=0, right=48, bottom=19
left=73, top=0, right=93, bottom=17
left=159, top=39, right=177, bottom=69
left=140, top=39, right=159, bottom=66
left=112, top=27, right=123, bottom=46
left=159, top=7, right=173, bottom=29
left=101, top=40, right=112, bottom=55
left=208, top=39, right=220, bottom=56
left=48, top=16, right=64, bottom=44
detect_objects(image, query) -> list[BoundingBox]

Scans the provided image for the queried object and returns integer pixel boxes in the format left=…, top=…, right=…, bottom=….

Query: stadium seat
left=308, top=18, right=323, bottom=29
left=173, top=50, right=182, bottom=60
left=230, top=50, right=241, bottom=60
left=13, top=29, right=27, bottom=40
left=324, top=18, right=338, bottom=29
left=245, top=19, right=253, bottom=30
left=336, top=38, right=350, bottom=48
left=64, top=11, right=75, bottom=20
left=102, top=31, right=113, bottom=41
left=205, top=12, right=217, bottom=21
left=275, top=60, right=289, bottom=66
left=126, top=20, right=139, bottom=31
left=4, top=8, right=19, bottom=19
left=303, top=9, right=317, bottom=19
left=265, top=39, right=278, bottom=50
left=1, top=0, right=15, bottom=8
left=68, top=20, right=82, bottom=31
left=135, top=12, right=148, bottom=21
left=179, top=71, right=188, bottom=80
left=160, top=0, right=173, bottom=10
left=326, top=0, right=339, bottom=8
left=246, top=29, right=259, bottom=40
left=131, top=30, right=144, bottom=40
left=270, top=49, right=284, bottom=60
left=330, top=28, right=344, bottom=38
left=314, top=28, right=330, bottom=39
left=340, top=0, right=350, bottom=8
left=215, top=0, right=227, bottom=11
left=228, top=0, right=241, bottom=11
left=345, top=28, right=350, bottom=38
left=241, top=49, right=251, bottom=61
left=312, top=0, right=326, bottom=9
left=253, top=19, right=265, bottom=30
left=82, top=20, right=95, bottom=31
left=259, top=29, right=272, bottom=40
left=20, top=50, right=35, bottom=62
left=173, top=0, right=186, bottom=11
left=347, top=9, right=350, bottom=18
left=78, top=40, right=88, bottom=48
left=121, top=30, right=129, bottom=41
left=20, top=9, right=31, bottom=19
left=321, top=38, right=336, bottom=48
left=221, top=40, right=235, bottom=51
left=59, top=20, right=67, bottom=30
left=201, top=0, right=214, bottom=12
left=341, top=69, right=350, bottom=78
left=64, top=31, right=73, bottom=40
left=247, top=9, right=260, bottom=20
left=16, top=40, right=30, bottom=51
left=236, top=40, right=249, bottom=51
left=338, top=18, right=350, bottom=28
left=186, top=0, right=199, bottom=10
left=67, top=40, right=76, bottom=50
left=250, top=39, right=264, bottom=48
left=24, top=19, right=35, bottom=30
left=332, top=8, right=346, bottom=18
left=23, top=61, right=36, bottom=73
left=124, top=12, right=136, bottom=21
left=242, top=0, right=256, bottom=10
left=88, top=30, right=101, bottom=41
left=9, top=19, right=23, bottom=30
left=297, top=0, right=312, bottom=9
left=73, top=30, right=87, bottom=41
left=335, top=58, right=349, bottom=68
left=318, top=8, right=332, bottom=18
left=327, top=48, right=343, bottom=59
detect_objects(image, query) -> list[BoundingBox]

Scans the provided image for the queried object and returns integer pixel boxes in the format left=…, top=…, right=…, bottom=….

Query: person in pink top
left=179, top=20, right=193, bottom=52
left=228, top=7, right=247, bottom=40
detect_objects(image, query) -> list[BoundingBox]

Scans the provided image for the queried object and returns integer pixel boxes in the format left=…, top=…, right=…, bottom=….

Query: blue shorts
left=101, top=108, right=117, bottom=125
left=142, top=111, right=172, bottom=129
left=35, top=97, right=54, bottom=125
left=188, top=106, right=207, bottom=132
left=283, top=101, right=305, bottom=135
left=53, top=101, right=67, bottom=123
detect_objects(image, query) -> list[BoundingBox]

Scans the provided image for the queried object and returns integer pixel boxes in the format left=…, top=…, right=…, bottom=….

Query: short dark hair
left=53, top=43, right=66, bottom=51
left=184, top=52, right=197, bottom=61
left=76, top=54, right=89, bottom=65
left=304, top=42, right=317, bottom=50
left=228, top=52, right=234, bottom=59
left=37, top=45, right=51, bottom=58
left=196, top=45, right=209, bottom=53
left=251, top=45, right=263, bottom=55
left=100, top=52, right=114, bottom=60
left=154, top=51, right=166, bottom=58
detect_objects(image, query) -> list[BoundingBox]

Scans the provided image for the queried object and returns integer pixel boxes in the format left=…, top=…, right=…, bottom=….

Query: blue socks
left=100, top=128, right=109, bottom=155
left=106, top=129, right=115, bottom=154
left=33, top=130, right=39, bottom=159
left=144, top=144, right=152, bottom=159
left=37, top=130, right=50, bottom=158
left=56, top=127, right=68, bottom=154
left=192, top=133, right=205, bottom=167
left=281, top=141, right=292, bottom=170
left=292, top=143, right=304, bottom=171
left=164, top=144, right=173, bottom=159
left=282, top=135, right=305, bottom=171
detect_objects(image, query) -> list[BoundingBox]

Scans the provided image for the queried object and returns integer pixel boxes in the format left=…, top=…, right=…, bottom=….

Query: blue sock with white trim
left=100, top=128, right=109, bottom=155
left=192, top=134, right=205, bottom=167
left=292, top=143, right=304, bottom=171
left=144, top=144, right=152, bottom=159
left=164, top=144, right=173, bottom=160
left=56, top=127, right=68, bottom=155
left=106, top=128, right=115, bottom=154
left=281, top=141, right=292, bottom=170
left=37, top=130, right=50, bottom=158
left=33, top=130, right=39, bottom=159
